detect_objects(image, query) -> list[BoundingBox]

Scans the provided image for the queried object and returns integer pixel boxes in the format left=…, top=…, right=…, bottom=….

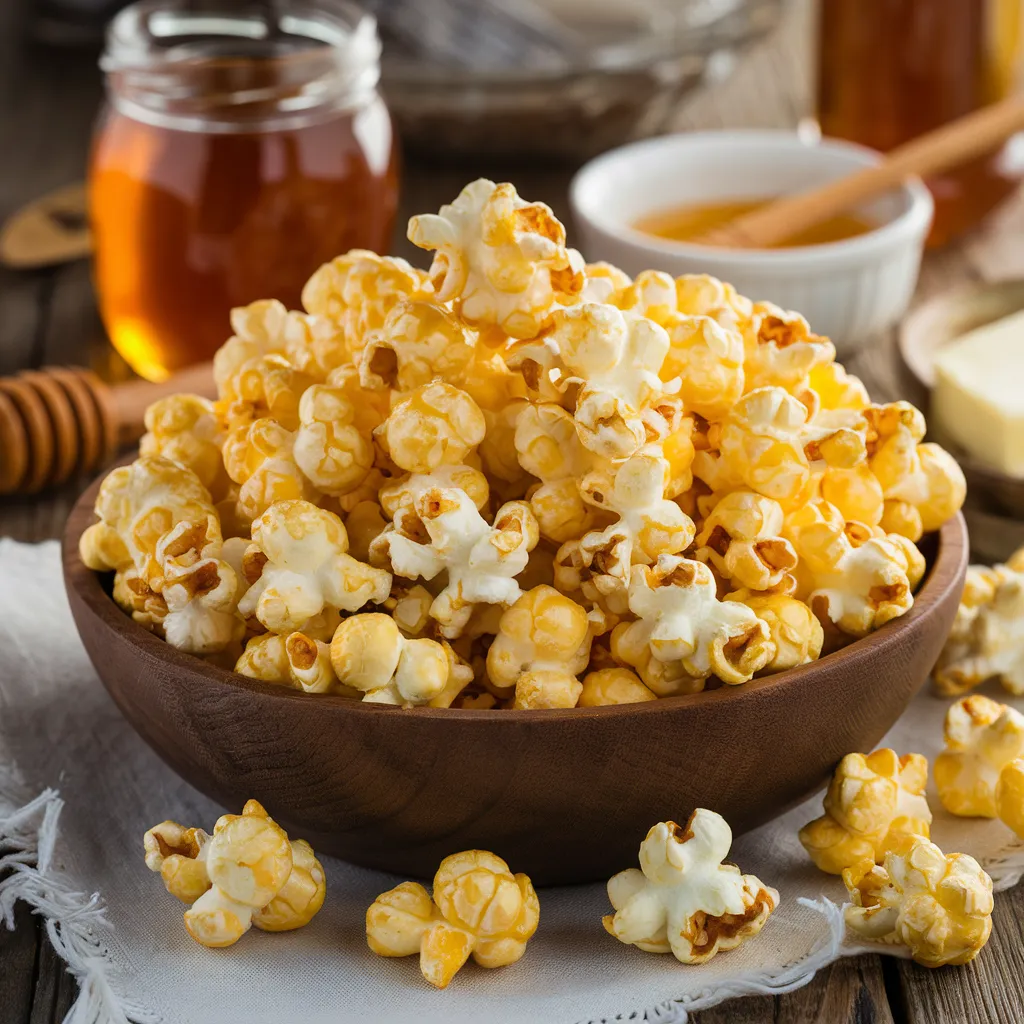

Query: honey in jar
left=91, top=1, right=398, bottom=381
left=818, top=0, right=1023, bottom=248
left=634, top=198, right=875, bottom=247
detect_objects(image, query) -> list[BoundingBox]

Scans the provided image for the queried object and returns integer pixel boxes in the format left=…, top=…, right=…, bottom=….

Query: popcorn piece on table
left=366, top=849, right=539, bottom=989
left=143, top=800, right=325, bottom=948
left=785, top=499, right=924, bottom=640
left=724, top=591, right=823, bottom=672
left=330, top=613, right=471, bottom=707
left=934, top=551, right=1024, bottom=697
left=514, top=403, right=599, bottom=543
left=996, top=758, right=1024, bottom=837
left=408, top=178, right=583, bottom=341
left=301, top=250, right=433, bottom=366
left=359, top=299, right=476, bottom=392
left=292, top=381, right=375, bottom=496
left=239, top=500, right=391, bottom=635
left=603, top=810, right=778, bottom=964
left=373, top=487, right=538, bottom=639
left=235, top=631, right=341, bottom=694
left=694, top=490, right=797, bottom=593
left=578, top=667, right=657, bottom=706
left=842, top=834, right=993, bottom=968
left=610, top=555, right=773, bottom=696
left=222, top=418, right=321, bottom=526
left=799, top=749, right=932, bottom=875
left=140, top=394, right=227, bottom=498
left=934, top=694, right=1024, bottom=818
left=381, top=381, right=486, bottom=475
left=545, top=302, right=677, bottom=460
left=486, top=585, right=592, bottom=709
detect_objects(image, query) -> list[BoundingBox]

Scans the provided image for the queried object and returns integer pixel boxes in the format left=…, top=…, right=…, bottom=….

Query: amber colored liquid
left=819, top=0, right=1023, bottom=248
left=635, top=199, right=875, bottom=248
left=89, top=103, right=398, bottom=380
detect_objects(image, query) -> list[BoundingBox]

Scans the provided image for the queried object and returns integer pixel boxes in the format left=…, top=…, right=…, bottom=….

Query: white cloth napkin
left=1, top=538, right=1023, bottom=1024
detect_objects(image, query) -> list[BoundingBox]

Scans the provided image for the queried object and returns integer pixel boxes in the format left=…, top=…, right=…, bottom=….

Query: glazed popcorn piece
left=842, top=834, right=993, bottom=968
left=546, top=303, right=676, bottom=459
left=375, top=487, right=538, bottom=639
left=366, top=850, right=539, bottom=989
left=934, top=551, right=1024, bottom=697
left=934, top=695, right=1024, bottom=818
left=996, top=758, right=1024, bottom=838
left=301, top=249, right=432, bottom=364
left=330, top=613, right=470, bottom=706
left=235, top=631, right=339, bottom=694
left=785, top=499, right=922, bottom=639
left=674, top=273, right=753, bottom=324
left=695, top=490, right=797, bottom=593
left=408, top=178, right=584, bottom=340
left=661, top=315, right=745, bottom=422
left=239, top=500, right=391, bottom=634
left=487, top=586, right=592, bottom=709
left=724, top=592, right=823, bottom=673
left=611, top=556, right=773, bottom=695
left=382, top=381, right=486, bottom=475
left=578, top=667, right=657, bottom=706
left=603, top=810, right=778, bottom=964
left=292, top=381, right=374, bottom=495
left=359, top=299, right=476, bottom=392
left=144, top=800, right=325, bottom=949
left=222, top=417, right=321, bottom=525
left=741, top=302, right=835, bottom=395
left=140, top=394, right=226, bottom=497
left=379, top=464, right=490, bottom=522
left=799, top=749, right=932, bottom=875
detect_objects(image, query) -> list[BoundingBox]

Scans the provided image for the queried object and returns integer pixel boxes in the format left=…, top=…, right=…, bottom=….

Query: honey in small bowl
left=634, top=198, right=875, bottom=248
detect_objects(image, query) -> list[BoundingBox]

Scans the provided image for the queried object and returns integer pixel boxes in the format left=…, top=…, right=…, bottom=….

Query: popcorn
left=301, top=250, right=432, bottom=364
left=381, top=381, right=486, bottom=475
left=603, top=810, right=778, bottom=964
left=215, top=350, right=312, bottom=434
left=292, top=382, right=374, bottom=495
left=408, top=178, right=583, bottom=340
left=578, top=667, right=657, bottom=706
left=140, top=394, right=226, bottom=497
left=724, top=591, right=823, bottom=672
left=546, top=303, right=675, bottom=459
left=343, top=501, right=387, bottom=563
left=486, top=586, right=592, bottom=709
left=996, top=758, right=1024, bottom=837
left=366, top=850, right=539, bottom=989
left=374, top=488, right=538, bottom=639
left=741, top=302, right=835, bottom=395
left=934, top=695, right=1024, bottom=818
left=785, top=500, right=921, bottom=639
left=799, top=749, right=932, bottom=875
left=934, top=555, right=1024, bottom=697
left=235, top=631, right=339, bottom=694
left=239, top=500, right=391, bottom=634
left=330, top=613, right=470, bottom=706
left=674, top=274, right=753, bottom=323
left=610, top=556, right=773, bottom=695
left=144, top=800, right=325, bottom=948
left=379, top=464, right=490, bottom=522
left=842, top=834, right=993, bottom=967
left=359, top=300, right=476, bottom=392
left=661, top=315, right=745, bottom=422
left=694, top=490, right=797, bottom=593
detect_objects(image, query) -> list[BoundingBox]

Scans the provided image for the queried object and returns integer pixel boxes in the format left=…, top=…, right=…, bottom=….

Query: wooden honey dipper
left=0, top=361, right=215, bottom=496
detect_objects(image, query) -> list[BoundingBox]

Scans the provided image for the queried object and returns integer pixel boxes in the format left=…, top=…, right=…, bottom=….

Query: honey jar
left=90, top=0, right=399, bottom=381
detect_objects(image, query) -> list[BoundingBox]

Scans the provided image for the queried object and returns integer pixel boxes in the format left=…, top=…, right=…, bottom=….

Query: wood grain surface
left=4, top=0, right=1024, bottom=1020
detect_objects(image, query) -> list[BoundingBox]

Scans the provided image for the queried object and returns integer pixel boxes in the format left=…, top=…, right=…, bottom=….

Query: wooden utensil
left=699, top=94, right=1024, bottom=249
left=0, top=361, right=215, bottom=495
left=62, top=479, right=967, bottom=885
left=0, top=182, right=91, bottom=270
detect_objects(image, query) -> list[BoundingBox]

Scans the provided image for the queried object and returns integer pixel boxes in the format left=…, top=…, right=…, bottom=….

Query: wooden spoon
left=698, top=94, right=1024, bottom=248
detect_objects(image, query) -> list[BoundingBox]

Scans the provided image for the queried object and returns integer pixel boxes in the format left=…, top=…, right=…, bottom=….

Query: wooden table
left=3, top=2, right=1024, bottom=1022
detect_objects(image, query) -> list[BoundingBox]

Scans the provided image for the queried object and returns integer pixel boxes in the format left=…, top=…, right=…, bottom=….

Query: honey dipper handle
left=111, top=361, right=216, bottom=444
left=701, top=94, right=1024, bottom=248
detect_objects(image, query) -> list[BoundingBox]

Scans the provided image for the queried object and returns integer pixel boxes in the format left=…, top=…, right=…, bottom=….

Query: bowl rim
left=63, top=467, right=968, bottom=723
left=569, top=129, right=935, bottom=268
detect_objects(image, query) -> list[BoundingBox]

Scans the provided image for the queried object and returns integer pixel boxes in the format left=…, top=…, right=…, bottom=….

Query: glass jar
left=818, top=0, right=1023, bottom=248
left=91, top=0, right=399, bottom=381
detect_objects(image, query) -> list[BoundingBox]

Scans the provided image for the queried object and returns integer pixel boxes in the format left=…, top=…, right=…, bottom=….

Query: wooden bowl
left=63, top=476, right=968, bottom=885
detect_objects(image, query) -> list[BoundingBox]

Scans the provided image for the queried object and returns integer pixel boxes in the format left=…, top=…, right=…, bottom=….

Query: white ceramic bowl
left=570, top=129, right=933, bottom=354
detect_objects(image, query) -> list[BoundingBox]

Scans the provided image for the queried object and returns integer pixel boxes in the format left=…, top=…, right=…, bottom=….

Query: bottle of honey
left=818, top=0, right=1023, bottom=248
left=91, top=0, right=399, bottom=381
